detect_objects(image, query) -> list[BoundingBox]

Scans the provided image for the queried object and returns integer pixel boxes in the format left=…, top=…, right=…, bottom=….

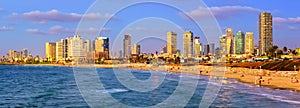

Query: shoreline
left=1, top=63, right=300, bottom=92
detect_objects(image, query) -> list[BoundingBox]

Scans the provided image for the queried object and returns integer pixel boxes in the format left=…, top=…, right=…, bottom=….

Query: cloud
left=26, top=29, right=47, bottom=35
left=274, top=17, right=300, bottom=31
left=125, top=27, right=147, bottom=32
left=26, top=25, right=111, bottom=35
left=0, top=26, right=14, bottom=31
left=9, top=9, right=114, bottom=23
left=0, top=8, right=4, bottom=12
left=274, top=17, right=300, bottom=24
left=184, top=6, right=261, bottom=20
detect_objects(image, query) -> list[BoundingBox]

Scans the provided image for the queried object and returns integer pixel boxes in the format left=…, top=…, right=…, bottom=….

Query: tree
left=267, top=45, right=278, bottom=58
left=283, top=46, right=288, bottom=54
left=292, top=50, right=298, bottom=56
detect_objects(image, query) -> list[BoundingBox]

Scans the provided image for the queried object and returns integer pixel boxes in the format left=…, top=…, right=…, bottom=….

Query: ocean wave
left=244, top=91, right=300, bottom=105
left=96, top=89, right=128, bottom=94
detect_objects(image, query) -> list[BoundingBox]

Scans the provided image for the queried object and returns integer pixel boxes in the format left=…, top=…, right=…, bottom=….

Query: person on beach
left=259, top=76, right=263, bottom=86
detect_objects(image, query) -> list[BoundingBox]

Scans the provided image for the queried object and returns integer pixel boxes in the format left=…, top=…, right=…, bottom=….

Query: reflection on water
left=0, top=65, right=300, bottom=107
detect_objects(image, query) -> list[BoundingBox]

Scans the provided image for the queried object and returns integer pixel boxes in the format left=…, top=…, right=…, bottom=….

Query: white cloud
left=274, top=17, right=300, bottom=24
left=185, top=6, right=261, bottom=20
left=0, top=26, right=14, bottom=31
left=10, top=9, right=115, bottom=23
left=26, top=25, right=110, bottom=35
left=26, top=29, right=46, bottom=35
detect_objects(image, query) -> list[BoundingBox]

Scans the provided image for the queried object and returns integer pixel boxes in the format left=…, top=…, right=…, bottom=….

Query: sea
left=1, top=65, right=300, bottom=107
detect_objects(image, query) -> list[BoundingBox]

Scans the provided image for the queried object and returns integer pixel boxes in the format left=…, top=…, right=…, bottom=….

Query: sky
left=0, top=0, right=300, bottom=57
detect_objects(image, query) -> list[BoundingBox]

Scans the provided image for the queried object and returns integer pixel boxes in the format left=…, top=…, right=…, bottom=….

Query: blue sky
left=0, top=0, right=300, bottom=57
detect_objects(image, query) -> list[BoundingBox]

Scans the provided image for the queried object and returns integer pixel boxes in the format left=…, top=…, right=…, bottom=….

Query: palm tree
left=267, top=45, right=278, bottom=58
left=283, top=46, right=288, bottom=54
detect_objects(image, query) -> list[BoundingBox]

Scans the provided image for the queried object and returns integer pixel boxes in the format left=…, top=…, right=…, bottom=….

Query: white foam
left=96, top=89, right=129, bottom=94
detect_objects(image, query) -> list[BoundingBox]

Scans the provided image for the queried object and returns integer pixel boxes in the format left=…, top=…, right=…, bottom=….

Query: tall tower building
left=95, top=37, right=109, bottom=59
left=56, top=41, right=63, bottom=61
left=245, top=32, right=254, bottom=55
left=225, top=28, right=235, bottom=55
left=209, top=43, right=215, bottom=56
left=219, top=35, right=226, bottom=55
left=183, top=31, right=193, bottom=58
left=194, top=37, right=201, bottom=57
left=123, top=34, right=131, bottom=59
left=203, top=44, right=209, bottom=56
left=69, top=35, right=86, bottom=59
left=259, top=12, right=273, bottom=55
left=235, top=31, right=245, bottom=54
left=167, top=31, right=177, bottom=56
left=22, top=49, right=28, bottom=58
left=45, top=42, right=56, bottom=60
left=84, top=39, right=92, bottom=52
left=132, top=44, right=141, bottom=55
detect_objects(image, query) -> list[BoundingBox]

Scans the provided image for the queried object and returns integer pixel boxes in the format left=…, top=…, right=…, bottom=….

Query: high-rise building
left=22, top=49, right=28, bottom=58
left=245, top=32, right=254, bottom=55
left=56, top=41, right=63, bottom=60
left=235, top=31, right=245, bottom=54
left=45, top=42, right=56, bottom=60
left=194, top=37, right=201, bottom=57
left=69, top=35, right=86, bottom=59
left=65, top=37, right=72, bottom=59
left=209, top=43, right=215, bottom=56
left=225, top=28, right=235, bottom=55
left=123, top=34, right=131, bottom=59
left=259, top=12, right=273, bottom=55
left=203, top=44, right=209, bottom=56
left=95, top=37, right=109, bottom=59
left=219, top=35, right=226, bottom=55
left=183, top=31, right=193, bottom=58
left=167, top=31, right=177, bottom=56
left=132, top=44, right=141, bottom=55
left=84, top=39, right=92, bottom=52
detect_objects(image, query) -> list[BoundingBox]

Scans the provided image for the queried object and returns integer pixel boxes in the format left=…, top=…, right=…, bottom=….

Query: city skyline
left=1, top=0, right=300, bottom=57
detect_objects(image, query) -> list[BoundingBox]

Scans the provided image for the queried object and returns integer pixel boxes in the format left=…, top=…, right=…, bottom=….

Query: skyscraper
left=167, top=31, right=177, bottom=56
left=259, top=12, right=273, bottom=55
left=22, top=49, right=28, bottom=58
left=203, top=44, right=209, bottom=56
left=245, top=32, right=254, bottom=55
left=69, top=35, right=86, bottom=59
left=225, top=28, right=235, bottom=55
left=84, top=39, right=92, bottom=52
left=235, top=31, right=245, bottom=54
left=194, top=37, right=201, bottom=57
left=45, top=42, right=56, bottom=60
left=132, top=44, right=141, bottom=55
left=95, top=37, right=109, bottom=59
left=219, top=35, right=226, bottom=55
left=56, top=41, right=63, bottom=61
left=209, top=43, right=215, bottom=56
left=183, top=31, right=193, bottom=58
left=123, top=34, right=131, bottom=59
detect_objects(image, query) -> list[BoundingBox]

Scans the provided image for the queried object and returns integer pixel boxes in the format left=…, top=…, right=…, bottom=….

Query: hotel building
left=235, top=31, right=245, bottom=54
left=132, top=44, right=141, bottom=55
left=194, top=37, right=201, bottom=57
left=245, top=32, right=254, bottom=55
left=95, top=37, right=109, bottom=59
left=183, top=31, right=193, bottom=58
left=123, top=34, right=131, bottom=59
left=45, top=42, right=56, bottom=61
left=259, top=12, right=273, bottom=55
left=167, top=31, right=177, bottom=56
